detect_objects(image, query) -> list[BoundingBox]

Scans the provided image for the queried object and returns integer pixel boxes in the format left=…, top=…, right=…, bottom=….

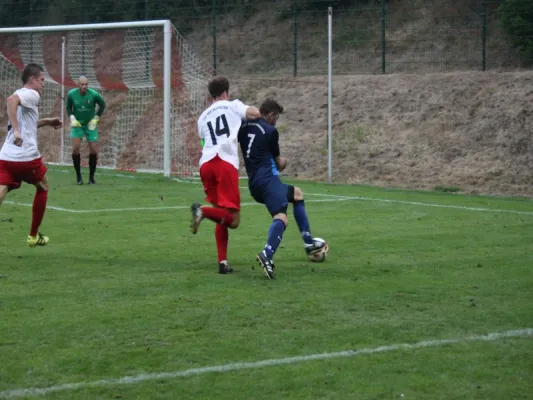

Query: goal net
left=0, top=21, right=212, bottom=175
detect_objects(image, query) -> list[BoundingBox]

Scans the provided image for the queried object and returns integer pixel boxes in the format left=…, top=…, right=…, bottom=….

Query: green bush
left=499, top=0, right=533, bottom=60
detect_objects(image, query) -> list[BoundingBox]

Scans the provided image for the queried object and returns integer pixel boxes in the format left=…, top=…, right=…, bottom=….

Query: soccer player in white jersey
left=190, top=76, right=260, bottom=274
left=0, top=63, right=63, bottom=247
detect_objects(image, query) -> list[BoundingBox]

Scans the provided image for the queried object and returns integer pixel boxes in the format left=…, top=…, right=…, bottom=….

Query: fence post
left=212, top=0, right=217, bottom=74
left=481, top=0, right=487, bottom=71
left=292, top=0, right=297, bottom=77
left=327, top=7, right=333, bottom=184
left=82, top=32, right=86, bottom=76
left=381, top=0, right=387, bottom=74
left=60, top=36, right=66, bottom=165
left=145, top=1, right=150, bottom=82
left=29, top=4, right=33, bottom=60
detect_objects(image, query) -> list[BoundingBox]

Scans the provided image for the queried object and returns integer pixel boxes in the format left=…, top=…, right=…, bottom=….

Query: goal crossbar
left=0, top=20, right=170, bottom=34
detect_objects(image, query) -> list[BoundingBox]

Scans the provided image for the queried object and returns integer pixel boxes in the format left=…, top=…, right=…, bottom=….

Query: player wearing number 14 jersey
left=190, top=76, right=260, bottom=274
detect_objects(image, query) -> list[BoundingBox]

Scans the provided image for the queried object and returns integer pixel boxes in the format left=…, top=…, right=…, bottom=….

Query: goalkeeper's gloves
left=70, top=115, right=82, bottom=127
left=88, top=115, right=100, bottom=131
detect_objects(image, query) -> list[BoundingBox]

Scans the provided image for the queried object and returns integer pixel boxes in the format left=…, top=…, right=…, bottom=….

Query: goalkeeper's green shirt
left=66, top=88, right=106, bottom=126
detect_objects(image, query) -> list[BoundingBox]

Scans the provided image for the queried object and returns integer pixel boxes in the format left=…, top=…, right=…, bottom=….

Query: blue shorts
left=250, top=176, right=289, bottom=216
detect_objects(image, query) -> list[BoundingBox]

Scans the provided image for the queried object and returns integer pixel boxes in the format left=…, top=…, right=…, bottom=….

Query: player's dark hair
left=260, top=98, right=284, bottom=116
left=208, top=76, right=229, bottom=98
left=22, top=63, right=44, bottom=84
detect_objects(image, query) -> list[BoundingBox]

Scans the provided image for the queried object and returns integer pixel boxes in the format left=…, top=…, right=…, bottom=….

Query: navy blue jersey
left=238, top=118, right=280, bottom=185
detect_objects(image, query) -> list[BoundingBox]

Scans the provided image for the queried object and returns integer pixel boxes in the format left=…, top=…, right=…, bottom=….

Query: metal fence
left=0, top=0, right=531, bottom=75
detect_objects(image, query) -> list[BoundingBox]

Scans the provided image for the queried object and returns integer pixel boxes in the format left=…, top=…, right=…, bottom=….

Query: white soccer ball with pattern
left=307, top=237, right=328, bottom=263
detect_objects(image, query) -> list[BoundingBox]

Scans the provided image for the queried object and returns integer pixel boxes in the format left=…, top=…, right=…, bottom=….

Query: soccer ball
left=307, top=237, right=329, bottom=263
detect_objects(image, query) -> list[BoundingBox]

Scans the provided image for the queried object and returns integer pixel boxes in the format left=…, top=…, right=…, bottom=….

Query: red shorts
left=0, top=158, right=47, bottom=191
left=200, top=155, right=240, bottom=211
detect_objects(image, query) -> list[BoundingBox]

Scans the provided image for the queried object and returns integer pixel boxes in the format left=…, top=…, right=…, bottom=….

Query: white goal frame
left=0, top=20, right=176, bottom=176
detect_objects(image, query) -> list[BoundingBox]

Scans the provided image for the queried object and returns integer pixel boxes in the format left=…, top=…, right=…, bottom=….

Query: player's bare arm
left=275, top=156, right=287, bottom=171
left=245, top=106, right=261, bottom=120
left=38, top=118, right=63, bottom=129
left=6, top=94, right=22, bottom=146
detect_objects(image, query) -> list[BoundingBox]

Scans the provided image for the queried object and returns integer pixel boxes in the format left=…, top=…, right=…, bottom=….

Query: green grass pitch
left=1, top=166, right=532, bottom=399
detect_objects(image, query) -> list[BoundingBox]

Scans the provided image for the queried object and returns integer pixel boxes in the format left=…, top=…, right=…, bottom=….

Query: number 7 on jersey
left=245, top=133, right=256, bottom=158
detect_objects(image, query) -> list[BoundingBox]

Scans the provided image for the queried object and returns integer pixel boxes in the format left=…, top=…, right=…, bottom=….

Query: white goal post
left=0, top=20, right=212, bottom=176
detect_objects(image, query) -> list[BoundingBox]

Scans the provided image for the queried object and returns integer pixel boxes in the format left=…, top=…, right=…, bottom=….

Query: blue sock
left=293, top=200, right=314, bottom=245
left=264, top=219, right=286, bottom=259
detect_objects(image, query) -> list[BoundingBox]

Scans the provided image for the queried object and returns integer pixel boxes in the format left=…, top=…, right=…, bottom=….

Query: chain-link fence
left=1, top=0, right=531, bottom=76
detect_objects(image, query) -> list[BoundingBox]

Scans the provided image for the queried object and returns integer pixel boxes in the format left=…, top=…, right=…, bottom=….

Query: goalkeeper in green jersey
left=66, top=76, right=106, bottom=185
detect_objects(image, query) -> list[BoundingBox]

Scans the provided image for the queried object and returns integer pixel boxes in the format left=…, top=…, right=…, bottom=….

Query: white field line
left=1, top=328, right=531, bottom=399
left=241, top=185, right=533, bottom=216
left=3, top=202, right=76, bottom=212
left=302, top=192, right=533, bottom=216
left=3, top=198, right=353, bottom=213
left=5, top=193, right=533, bottom=216
left=6, top=169, right=533, bottom=215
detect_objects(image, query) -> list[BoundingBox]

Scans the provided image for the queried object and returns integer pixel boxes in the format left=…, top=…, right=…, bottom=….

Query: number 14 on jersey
left=207, top=114, right=230, bottom=145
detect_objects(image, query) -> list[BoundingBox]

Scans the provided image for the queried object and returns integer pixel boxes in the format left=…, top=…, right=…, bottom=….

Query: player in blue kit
left=238, top=98, right=326, bottom=279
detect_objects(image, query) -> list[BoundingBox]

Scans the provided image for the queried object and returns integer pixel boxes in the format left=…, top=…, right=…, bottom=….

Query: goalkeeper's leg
left=88, top=139, right=99, bottom=185
left=71, top=133, right=83, bottom=185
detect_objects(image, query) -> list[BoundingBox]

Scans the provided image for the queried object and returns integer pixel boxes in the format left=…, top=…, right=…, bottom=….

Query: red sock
left=30, top=190, right=48, bottom=236
left=215, top=224, right=229, bottom=263
left=201, top=207, right=234, bottom=226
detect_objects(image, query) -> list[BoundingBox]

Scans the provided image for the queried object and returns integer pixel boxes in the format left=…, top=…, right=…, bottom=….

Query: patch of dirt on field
left=232, top=71, right=533, bottom=197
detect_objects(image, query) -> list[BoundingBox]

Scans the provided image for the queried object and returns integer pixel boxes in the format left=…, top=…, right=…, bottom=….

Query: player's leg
left=71, top=128, right=84, bottom=184
left=214, top=208, right=238, bottom=274
left=257, top=211, right=288, bottom=280
left=197, top=205, right=239, bottom=229
left=193, top=203, right=240, bottom=230
left=215, top=223, right=229, bottom=272
left=191, top=159, right=217, bottom=234
left=0, top=160, right=20, bottom=206
left=290, top=186, right=326, bottom=256
left=192, top=204, right=239, bottom=273
left=27, top=175, right=49, bottom=247
left=198, top=201, right=239, bottom=273
left=191, top=157, right=240, bottom=233
left=20, top=158, right=49, bottom=247
left=211, top=159, right=241, bottom=273
left=87, top=129, right=99, bottom=185
left=191, top=157, right=240, bottom=274
left=290, top=186, right=314, bottom=246
left=256, top=180, right=289, bottom=279
left=0, top=184, right=8, bottom=206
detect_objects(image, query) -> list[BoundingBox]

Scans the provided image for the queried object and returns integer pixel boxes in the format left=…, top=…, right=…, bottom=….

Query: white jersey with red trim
left=0, top=88, right=41, bottom=162
left=197, top=99, right=248, bottom=170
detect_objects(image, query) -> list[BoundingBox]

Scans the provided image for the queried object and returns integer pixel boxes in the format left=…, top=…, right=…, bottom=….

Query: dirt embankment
left=232, top=71, right=533, bottom=197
